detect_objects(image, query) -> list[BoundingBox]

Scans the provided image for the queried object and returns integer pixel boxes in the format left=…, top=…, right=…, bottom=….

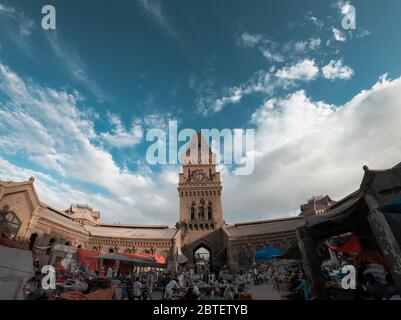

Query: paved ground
left=247, top=283, right=281, bottom=300
left=147, top=282, right=281, bottom=300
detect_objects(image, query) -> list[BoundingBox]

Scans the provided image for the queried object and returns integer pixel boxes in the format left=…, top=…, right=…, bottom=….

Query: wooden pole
left=365, top=193, right=401, bottom=292
left=367, top=209, right=401, bottom=291
left=296, top=226, right=326, bottom=299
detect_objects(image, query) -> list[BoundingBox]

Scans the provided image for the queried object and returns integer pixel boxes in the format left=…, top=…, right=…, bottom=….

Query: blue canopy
left=253, top=247, right=284, bottom=261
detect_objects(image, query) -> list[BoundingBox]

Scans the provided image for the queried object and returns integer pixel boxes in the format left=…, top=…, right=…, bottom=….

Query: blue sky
left=1, top=0, right=401, bottom=225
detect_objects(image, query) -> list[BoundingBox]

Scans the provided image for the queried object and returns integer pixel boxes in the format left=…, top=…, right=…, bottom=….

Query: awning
left=95, top=253, right=135, bottom=262
left=76, top=248, right=167, bottom=271
left=253, top=247, right=284, bottom=261
left=94, top=253, right=167, bottom=269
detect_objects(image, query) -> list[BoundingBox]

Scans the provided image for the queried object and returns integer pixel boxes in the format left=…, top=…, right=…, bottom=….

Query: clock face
left=195, top=172, right=204, bottom=182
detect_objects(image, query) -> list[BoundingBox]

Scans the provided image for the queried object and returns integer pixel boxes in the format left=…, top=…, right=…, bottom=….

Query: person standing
left=132, top=277, right=142, bottom=300
left=148, top=272, right=156, bottom=300
left=224, top=280, right=238, bottom=300
left=106, top=267, right=113, bottom=280
left=253, top=266, right=258, bottom=284
left=165, top=278, right=180, bottom=300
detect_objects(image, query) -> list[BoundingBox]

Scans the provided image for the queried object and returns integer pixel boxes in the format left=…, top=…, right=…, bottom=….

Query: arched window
left=198, top=206, right=205, bottom=220
left=109, top=248, right=114, bottom=253
left=29, top=233, right=38, bottom=250
left=190, top=206, right=195, bottom=221
left=124, top=248, right=132, bottom=254
left=0, top=211, right=22, bottom=240
left=207, top=203, right=213, bottom=220
left=65, top=241, right=71, bottom=246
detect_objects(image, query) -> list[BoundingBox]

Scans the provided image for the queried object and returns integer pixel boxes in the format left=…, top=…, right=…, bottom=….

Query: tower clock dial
left=195, top=172, right=204, bottom=182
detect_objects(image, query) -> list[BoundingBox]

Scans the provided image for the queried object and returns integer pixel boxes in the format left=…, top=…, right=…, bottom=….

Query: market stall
left=295, top=164, right=401, bottom=299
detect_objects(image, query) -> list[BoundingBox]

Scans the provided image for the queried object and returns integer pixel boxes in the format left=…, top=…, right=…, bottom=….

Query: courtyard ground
left=148, top=282, right=281, bottom=300
left=247, top=283, right=281, bottom=300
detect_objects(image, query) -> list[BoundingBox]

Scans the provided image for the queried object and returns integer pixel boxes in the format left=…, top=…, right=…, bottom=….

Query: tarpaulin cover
left=52, top=285, right=117, bottom=300
left=356, top=249, right=387, bottom=267
left=327, top=235, right=361, bottom=253
left=76, top=248, right=166, bottom=272
left=121, top=252, right=166, bottom=264
left=77, top=248, right=101, bottom=271
left=253, top=247, right=284, bottom=260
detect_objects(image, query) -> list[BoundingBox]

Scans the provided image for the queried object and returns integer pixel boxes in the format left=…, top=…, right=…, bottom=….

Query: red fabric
left=53, top=285, right=117, bottom=300
left=328, top=235, right=361, bottom=253
left=121, top=252, right=166, bottom=264
left=76, top=248, right=166, bottom=272
left=54, top=264, right=65, bottom=272
left=76, top=248, right=100, bottom=271
left=356, top=249, right=387, bottom=267
left=0, top=235, right=29, bottom=250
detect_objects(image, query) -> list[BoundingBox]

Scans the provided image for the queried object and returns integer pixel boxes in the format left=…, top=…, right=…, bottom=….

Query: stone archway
left=192, top=242, right=213, bottom=278
left=193, top=243, right=212, bottom=267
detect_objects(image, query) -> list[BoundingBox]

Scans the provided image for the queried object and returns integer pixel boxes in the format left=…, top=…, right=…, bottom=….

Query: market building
left=0, top=178, right=178, bottom=267
left=0, top=133, right=338, bottom=271
left=293, top=163, right=401, bottom=297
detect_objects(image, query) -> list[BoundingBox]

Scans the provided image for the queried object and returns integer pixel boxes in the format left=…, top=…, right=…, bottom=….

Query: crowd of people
left=26, top=250, right=401, bottom=301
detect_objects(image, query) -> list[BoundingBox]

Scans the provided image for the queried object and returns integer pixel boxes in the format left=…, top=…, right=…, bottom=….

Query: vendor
left=295, top=275, right=310, bottom=300
left=165, top=278, right=180, bottom=299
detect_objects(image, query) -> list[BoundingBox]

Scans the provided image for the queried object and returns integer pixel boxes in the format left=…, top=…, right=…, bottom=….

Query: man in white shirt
left=132, top=277, right=142, bottom=300
left=165, top=278, right=180, bottom=299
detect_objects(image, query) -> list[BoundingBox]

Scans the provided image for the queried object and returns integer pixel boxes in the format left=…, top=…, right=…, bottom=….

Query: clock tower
left=178, top=132, right=224, bottom=246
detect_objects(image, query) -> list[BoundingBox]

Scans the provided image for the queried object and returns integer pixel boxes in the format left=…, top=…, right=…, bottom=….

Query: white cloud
left=261, top=49, right=285, bottom=62
left=199, top=59, right=320, bottom=115
left=309, top=38, right=321, bottom=50
left=137, top=0, right=178, bottom=40
left=322, top=59, right=354, bottom=80
left=46, top=32, right=107, bottom=102
left=305, top=14, right=324, bottom=29
left=100, top=114, right=143, bottom=148
left=0, top=62, right=179, bottom=224
left=237, top=32, right=264, bottom=47
left=0, top=3, right=34, bottom=55
left=221, top=75, right=401, bottom=222
left=294, top=38, right=321, bottom=53
left=332, top=27, right=347, bottom=42
left=276, top=59, right=319, bottom=81
left=237, top=32, right=322, bottom=63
